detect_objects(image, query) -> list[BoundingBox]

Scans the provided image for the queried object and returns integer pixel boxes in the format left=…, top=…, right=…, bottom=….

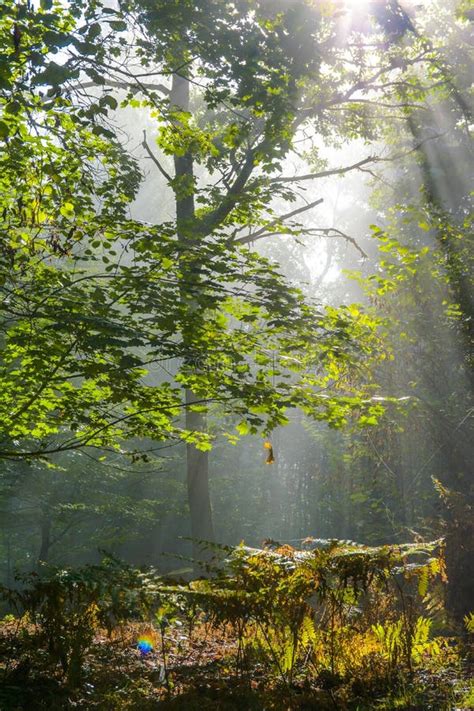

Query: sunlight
left=1, top=0, right=472, bottom=706
left=334, top=0, right=373, bottom=45
left=344, top=0, right=370, bottom=9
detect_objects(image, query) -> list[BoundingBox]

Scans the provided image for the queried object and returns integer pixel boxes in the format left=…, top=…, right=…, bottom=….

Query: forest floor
left=1, top=620, right=472, bottom=710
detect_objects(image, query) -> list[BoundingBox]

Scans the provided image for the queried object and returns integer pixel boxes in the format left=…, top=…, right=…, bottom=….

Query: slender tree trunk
left=268, top=429, right=283, bottom=540
left=38, top=511, right=51, bottom=565
left=185, top=390, right=214, bottom=556
left=171, top=72, right=215, bottom=569
left=6, top=530, right=12, bottom=587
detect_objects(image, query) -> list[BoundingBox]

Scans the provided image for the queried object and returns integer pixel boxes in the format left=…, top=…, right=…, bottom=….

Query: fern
left=301, top=615, right=318, bottom=649
left=280, top=632, right=295, bottom=673
left=373, top=619, right=403, bottom=669
left=464, top=612, right=474, bottom=634
left=418, top=566, right=429, bottom=598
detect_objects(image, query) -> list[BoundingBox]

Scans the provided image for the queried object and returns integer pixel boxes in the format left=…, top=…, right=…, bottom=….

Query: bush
left=0, top=556, right=161, bottom=687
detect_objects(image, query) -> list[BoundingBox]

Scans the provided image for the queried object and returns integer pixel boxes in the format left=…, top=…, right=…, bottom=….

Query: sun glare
left=344, top=0, right=370, bottom=8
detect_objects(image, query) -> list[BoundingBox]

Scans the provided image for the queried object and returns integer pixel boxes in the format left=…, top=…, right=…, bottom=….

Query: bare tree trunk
left=185, top=390, right=214, bottom=561
left=171, top=72, right=215, bottom=569
left=38, top=510, right=51, bottom=565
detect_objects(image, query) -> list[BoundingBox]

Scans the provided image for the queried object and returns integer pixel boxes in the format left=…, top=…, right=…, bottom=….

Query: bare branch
left=79, top=78, right=170, bottom=95
left=308, top=227, right=368, bottom=258
left=142, top=130, right=173, bottom=183
left=272, top=131, right=446, bottom=188
left=235, top=198, right=324, bottom=245
left=271, top=156, right=378, bottom=185
left=236, top=224, right=367, bottom=258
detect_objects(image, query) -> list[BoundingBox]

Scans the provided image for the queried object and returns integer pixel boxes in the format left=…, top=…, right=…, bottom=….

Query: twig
left=142, top=130, right=173, bottom=183
left=79, top=79, right=170, bottom=95
left=235, top=198, right=324, bottom=246
left=270, top=156, right=378, bottom=184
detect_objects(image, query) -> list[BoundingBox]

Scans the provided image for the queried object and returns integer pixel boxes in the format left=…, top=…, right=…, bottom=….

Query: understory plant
left=184, top=538, right=450, bottom=687
left=0, top=538, right=458, bottom=702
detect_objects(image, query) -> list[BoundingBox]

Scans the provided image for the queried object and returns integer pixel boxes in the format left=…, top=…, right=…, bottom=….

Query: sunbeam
left=0, top=0, right=472, bottom=706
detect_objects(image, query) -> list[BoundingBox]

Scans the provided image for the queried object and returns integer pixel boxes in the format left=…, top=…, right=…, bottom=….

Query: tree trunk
left=185, top=390, right=215, bottom=564
left=171, top=72, right=215, bottom=569
left=38, top=511, right=51, bottom=565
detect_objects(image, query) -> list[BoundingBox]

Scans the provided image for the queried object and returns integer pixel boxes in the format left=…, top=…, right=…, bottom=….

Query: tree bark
left=171, top=72, right=215, bottom=570
left=185, top=390, right=214, bottom=561
left=38, top=510, right=51, bottom=565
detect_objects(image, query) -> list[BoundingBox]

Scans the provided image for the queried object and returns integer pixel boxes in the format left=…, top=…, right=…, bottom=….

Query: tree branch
left=142, top=130, right=173, bottom=183
left=236, top=225, right=367, bottom=258
left=272, top=132, right=446, bottom=187
left=79, top=78, right=170, bottom=95
left=235, top=198, right=324, bottom=245
left=308, top=228, right=368, bottom=258
left=271, top=156, right=378, bottom=184
left=199, top=149, right=257, bottom=235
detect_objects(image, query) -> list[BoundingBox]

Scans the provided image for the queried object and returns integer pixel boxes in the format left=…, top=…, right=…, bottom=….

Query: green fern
left=464, top=612, right=474, bottom=633
left=301, top=615, right=318, bottom=649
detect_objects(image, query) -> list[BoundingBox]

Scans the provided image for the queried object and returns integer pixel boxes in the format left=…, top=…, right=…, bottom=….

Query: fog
left=0, top=0, right=472, bottom=582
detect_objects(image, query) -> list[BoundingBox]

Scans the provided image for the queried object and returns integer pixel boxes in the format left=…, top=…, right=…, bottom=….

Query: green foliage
left=373, top=616, right=441, bottom=674
left=0, top=537, right=458, bottom=705
left=0, top=4, right=471, bottom=706
left=0, top=220, right=386, bottom=462
left=172, top=538, right=447, bottom=684
left=0, top=0, right=395, bottom=469
left=0, top=557, right=161, bottom=687
left=464, top=611, right=474, bottom=634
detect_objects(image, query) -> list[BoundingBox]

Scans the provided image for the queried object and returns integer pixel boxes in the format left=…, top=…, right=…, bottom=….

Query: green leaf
left=236, top=421, right=251, bottom=435
left=108, top=20, right=127, bottom=31
left=32, top=61, right=71, bottom=86
left=5, top=101, right=21, bottom=115
left=60, top=202, right=75, bottom=218
left=101, top=95, right=118, bottom=111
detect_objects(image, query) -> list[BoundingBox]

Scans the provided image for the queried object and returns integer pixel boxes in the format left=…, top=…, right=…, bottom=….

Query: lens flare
left=137, top=635, right=154, bottom=655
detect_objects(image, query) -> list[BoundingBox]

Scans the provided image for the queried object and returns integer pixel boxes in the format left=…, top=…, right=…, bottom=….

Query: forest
left=0, top=0, right=472, bottom=708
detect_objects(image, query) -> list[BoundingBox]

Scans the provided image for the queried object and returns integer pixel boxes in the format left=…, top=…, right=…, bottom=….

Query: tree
left=67, top=0, right=439, bottom=555
left=1, top=0, right=387, bottom=566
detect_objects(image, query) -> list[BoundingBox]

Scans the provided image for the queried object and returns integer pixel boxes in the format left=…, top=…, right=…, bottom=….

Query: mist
left=0, top=0, right=472, bottom=706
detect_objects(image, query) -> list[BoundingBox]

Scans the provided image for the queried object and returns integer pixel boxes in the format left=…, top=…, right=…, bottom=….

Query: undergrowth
left=0, top=538, right=471, bottom=710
